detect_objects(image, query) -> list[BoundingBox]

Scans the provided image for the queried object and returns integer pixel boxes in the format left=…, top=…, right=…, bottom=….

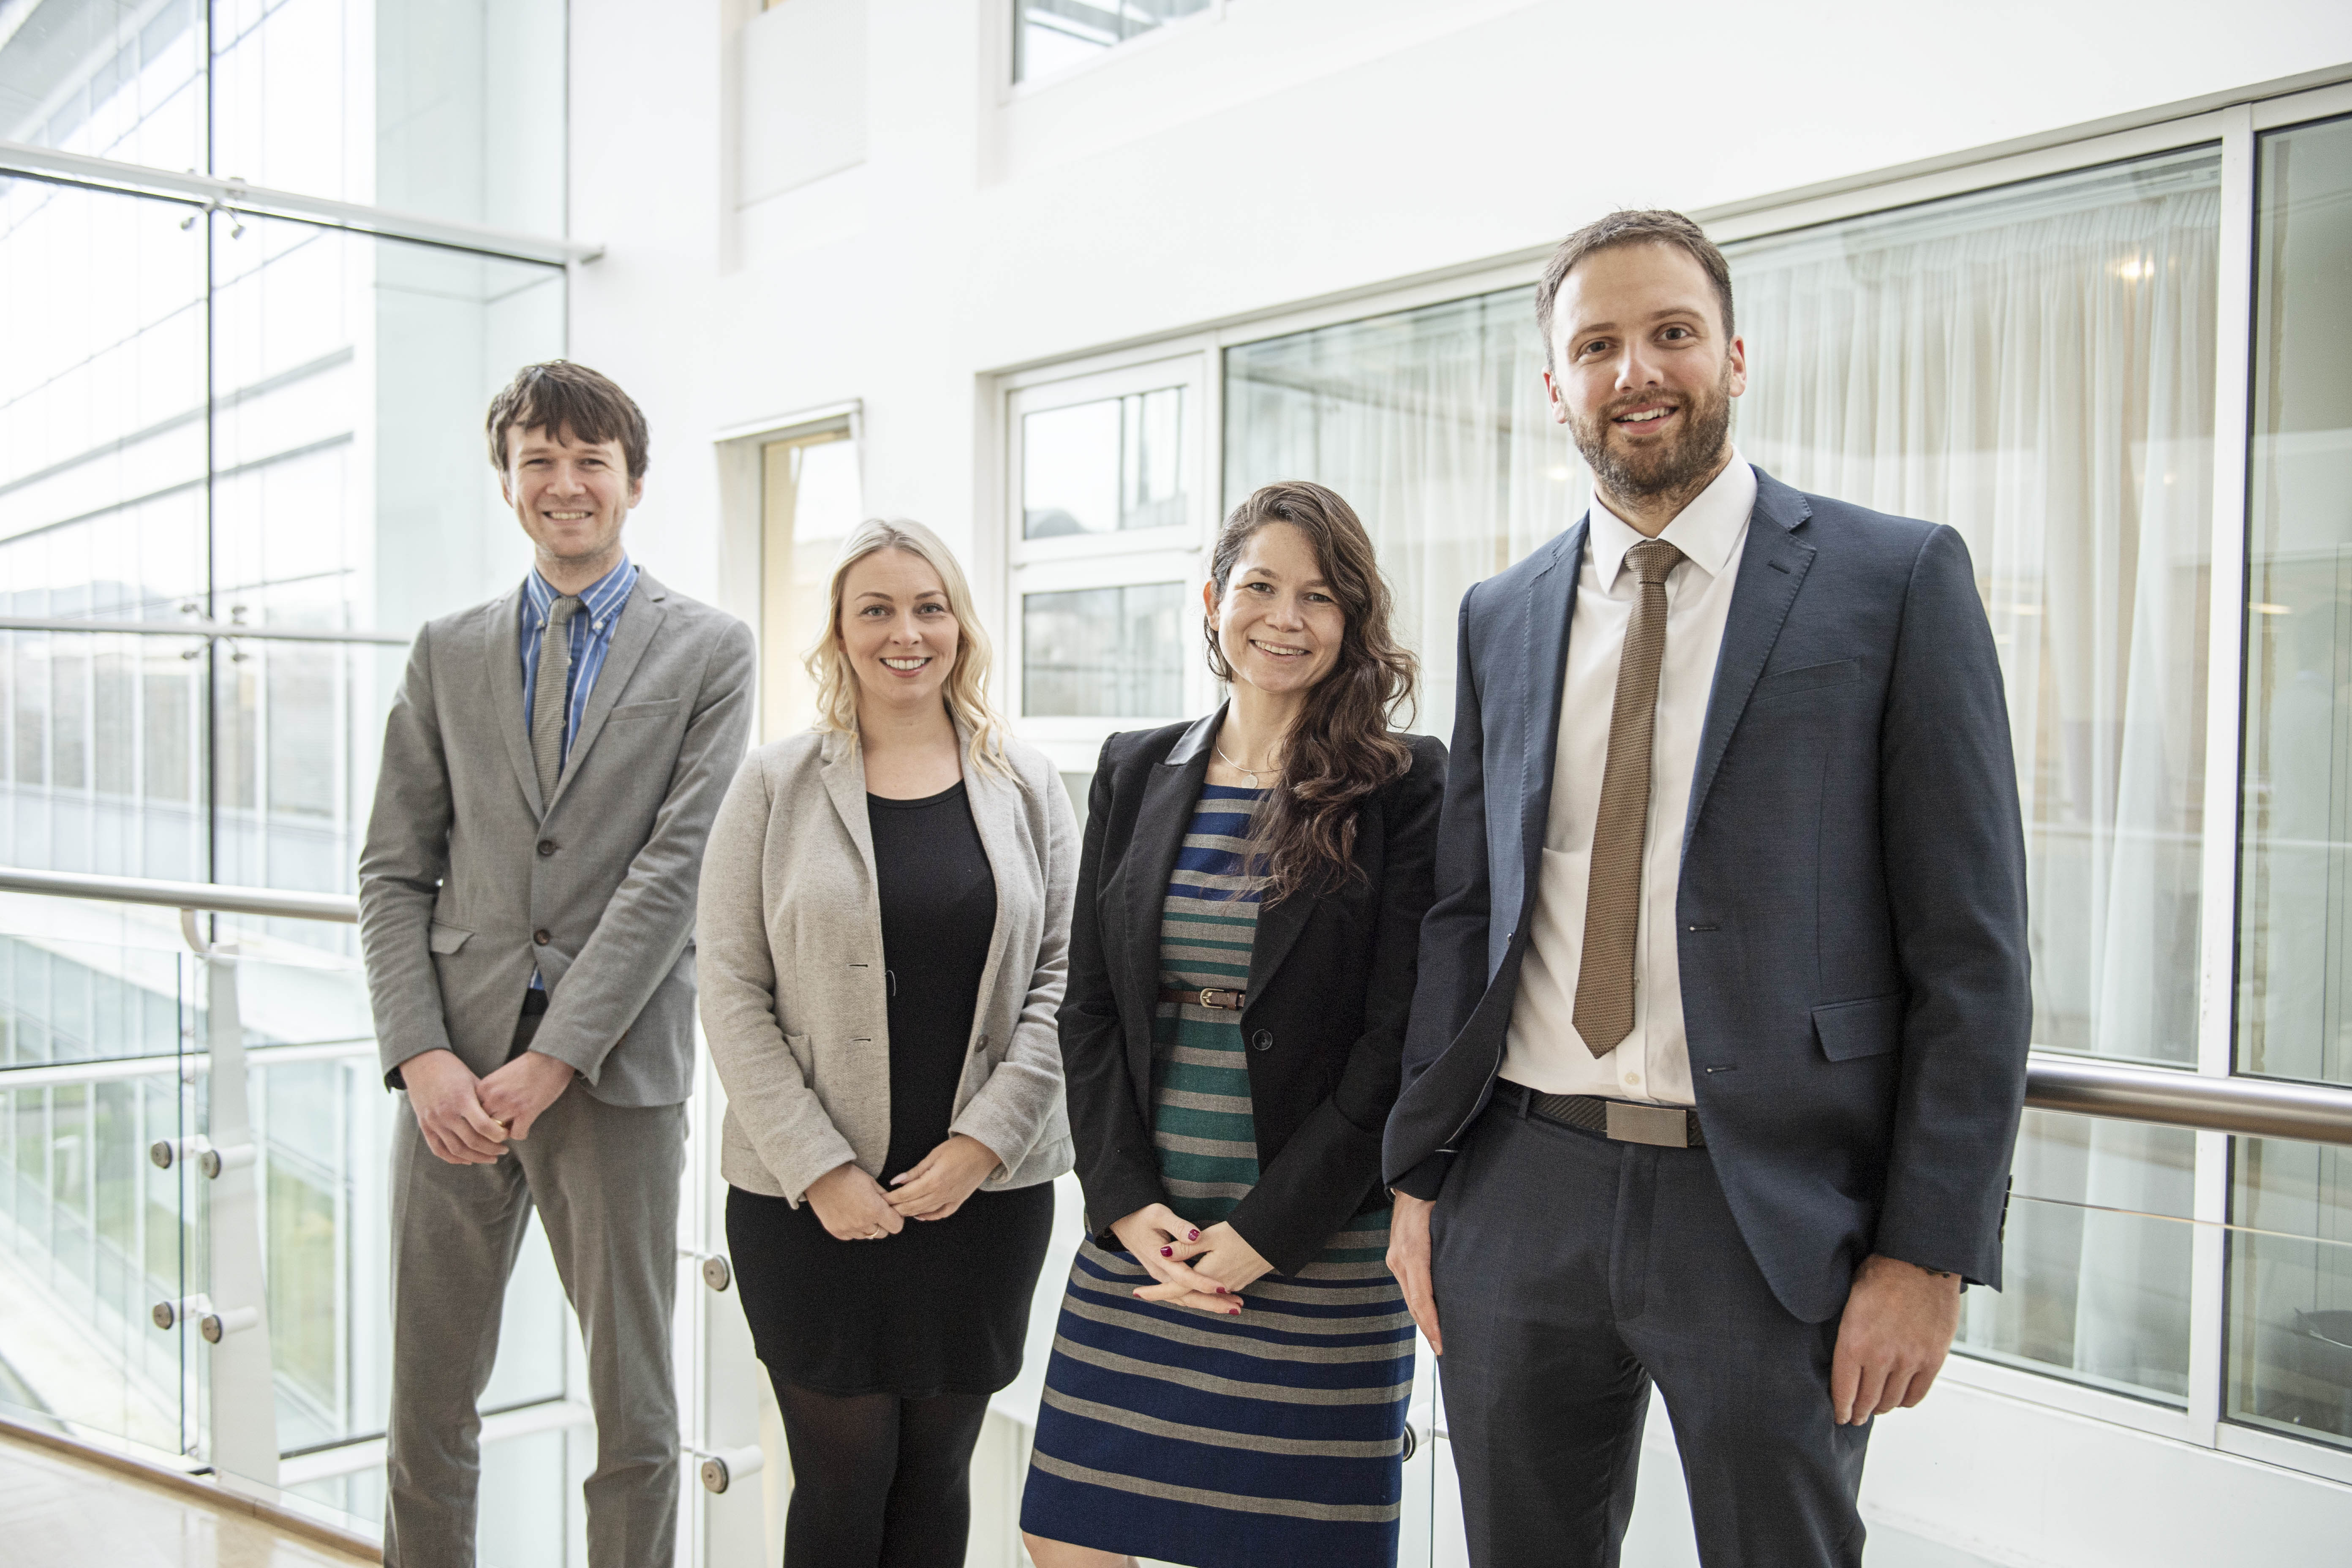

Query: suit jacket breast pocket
left=1752, top=658, right=1861, bottom=703
left=607, top=697, right=683, bottom=724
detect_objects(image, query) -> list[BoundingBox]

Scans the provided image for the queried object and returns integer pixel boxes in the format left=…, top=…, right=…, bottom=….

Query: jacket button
left=533, top=929, right=551, bottom=945
left=1251, top=1029, right=1274, bottom=1052
left=537, top=839, right=556, bottom=856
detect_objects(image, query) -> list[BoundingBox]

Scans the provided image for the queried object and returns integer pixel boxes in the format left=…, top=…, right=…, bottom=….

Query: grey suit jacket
left=696, top=725, right=1078, bottom=1204
left=358, top=570, right=757, bottom=1107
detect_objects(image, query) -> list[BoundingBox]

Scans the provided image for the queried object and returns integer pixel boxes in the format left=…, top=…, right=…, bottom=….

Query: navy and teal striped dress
left=1021, top=785, right=1415, bottom=1567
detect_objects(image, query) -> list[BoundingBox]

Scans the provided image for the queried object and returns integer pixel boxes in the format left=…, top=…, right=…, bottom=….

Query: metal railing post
left=181, top=910, right=281, bottom=1488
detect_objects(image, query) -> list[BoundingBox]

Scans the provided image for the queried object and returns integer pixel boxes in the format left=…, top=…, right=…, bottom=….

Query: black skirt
left=728, top=1179, right=1056, bottom=1399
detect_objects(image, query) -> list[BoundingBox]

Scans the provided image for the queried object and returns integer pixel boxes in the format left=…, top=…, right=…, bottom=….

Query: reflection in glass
left=0, top=0, right=205, bottom=173
left=2230, top=1138, right=2352, bottom=1448
left=1024, top=583, right=1186, bottom=717
left=1013, top=0, right=1214, bottom=83
left=1023, top=386, right=1186, bottom=538
left=1957, top=1112, right=2194, bottom=1402
left=2240, top=114, right=2352, bottom=1088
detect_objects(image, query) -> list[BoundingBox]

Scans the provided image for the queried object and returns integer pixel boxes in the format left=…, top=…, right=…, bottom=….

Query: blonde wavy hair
left=806, top=517, right=1011, bottom=775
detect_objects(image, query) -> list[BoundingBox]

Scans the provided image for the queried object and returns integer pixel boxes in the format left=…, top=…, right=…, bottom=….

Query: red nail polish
left=1228, top=1307, right=1241, bottom=1315
left=1217, top=1286, right=1230, bottom=1294
left=1188, top=1229, right=1200, bottom=1240
left=1161, top=1246, right=1173, bottom=1257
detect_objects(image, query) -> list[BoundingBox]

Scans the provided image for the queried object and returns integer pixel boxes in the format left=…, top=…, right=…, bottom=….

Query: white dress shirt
left=1501, top=453, right=1758, bottom=1105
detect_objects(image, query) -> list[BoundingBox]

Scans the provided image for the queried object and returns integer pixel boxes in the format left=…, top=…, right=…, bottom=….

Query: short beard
left=1570, top=372, right=1734, bottom=504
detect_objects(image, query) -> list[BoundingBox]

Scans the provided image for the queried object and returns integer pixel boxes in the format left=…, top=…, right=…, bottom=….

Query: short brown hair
left=485, top=361, right=651, bottom=480
left=1535, top=210, right=1735, bottom=371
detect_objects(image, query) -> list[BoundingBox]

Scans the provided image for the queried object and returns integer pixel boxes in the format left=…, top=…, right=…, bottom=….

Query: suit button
left=537, top=839, right=556, bottom=856
left=1251, top=1029, right=1274, bottom=1052
left=533, top=929, right=551, bottom=945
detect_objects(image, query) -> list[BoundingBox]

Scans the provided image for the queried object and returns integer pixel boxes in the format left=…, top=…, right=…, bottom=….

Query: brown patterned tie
left=1572, top=538, right=1684, bottom=1056
left=531, top=595, right=581, bottom=808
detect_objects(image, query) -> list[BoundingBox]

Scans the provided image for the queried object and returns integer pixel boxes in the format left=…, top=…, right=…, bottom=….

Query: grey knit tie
left=531, top=595, right=582, bottom=808
left=1573, top=538, right=1683, bottom=1056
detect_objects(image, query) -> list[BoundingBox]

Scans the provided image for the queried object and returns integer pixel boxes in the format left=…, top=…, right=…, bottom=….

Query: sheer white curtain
left=1728, top=150, right=2220, bottom=1399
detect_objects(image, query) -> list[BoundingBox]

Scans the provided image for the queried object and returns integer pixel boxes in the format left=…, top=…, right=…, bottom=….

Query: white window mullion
left=2186, top=99, right=2260, bottom=1449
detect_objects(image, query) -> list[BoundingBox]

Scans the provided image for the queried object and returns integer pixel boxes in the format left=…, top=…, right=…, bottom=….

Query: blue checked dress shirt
left=519, top=555, right=639, bottom=991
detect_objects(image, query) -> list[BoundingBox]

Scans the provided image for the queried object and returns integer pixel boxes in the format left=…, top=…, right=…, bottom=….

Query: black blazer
left=1061, top=709, right=1446, bottom=1275
left=1383, top=470, right=2031, bottom=1324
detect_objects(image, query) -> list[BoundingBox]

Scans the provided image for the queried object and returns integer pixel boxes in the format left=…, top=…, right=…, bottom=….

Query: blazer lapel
left=545, top=572, right=669, bottom=816
left=1685, top=471, right=1817, bottom=836
left=483, top=586, right=542, bottom=816
left=956, top=723, right=1017, bottom=1049
left=1245, top=882, right=1314, bottom=1004
left=1116, top=712, right=1218, bottom=1103
left=819, top=729, right=880, bottom=883
left=1518, top=521, right=1586, bottom=898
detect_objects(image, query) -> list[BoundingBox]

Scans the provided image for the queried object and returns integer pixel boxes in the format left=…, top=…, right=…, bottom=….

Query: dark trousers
left=1430, top=1101, right=1870, bottom=1567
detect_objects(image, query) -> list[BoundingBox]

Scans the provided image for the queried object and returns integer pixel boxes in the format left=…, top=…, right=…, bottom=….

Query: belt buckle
left=1605, top=1102, right=1690, bottom=1148
left=1199, top=987, right=1235, bottom=1010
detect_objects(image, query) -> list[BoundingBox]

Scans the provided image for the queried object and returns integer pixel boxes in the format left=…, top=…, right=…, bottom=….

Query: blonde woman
left=697, top=518, right=1076, bottom=1568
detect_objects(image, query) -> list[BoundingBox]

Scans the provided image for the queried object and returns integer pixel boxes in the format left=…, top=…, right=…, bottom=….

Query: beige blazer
left=696, top=723, right=1078, bottom=1203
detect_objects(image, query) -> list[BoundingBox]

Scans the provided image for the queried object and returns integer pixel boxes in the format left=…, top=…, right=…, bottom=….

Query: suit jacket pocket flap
left=428, top=922, right=473, bottom=955
left=608, top=697, right=683, bottom=722
left=1754, top=657, right=1861, bottom=701
left=1813, top=992, right=1903, bottom=1060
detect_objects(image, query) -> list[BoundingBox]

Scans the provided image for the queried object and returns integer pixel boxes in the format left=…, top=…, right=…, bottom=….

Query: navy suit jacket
left=1381, top=469, right=2031, bottom=1323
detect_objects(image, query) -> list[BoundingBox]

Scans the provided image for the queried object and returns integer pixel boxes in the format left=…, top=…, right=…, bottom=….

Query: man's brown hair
left=1534, top=209, right=1736, bottom=371
left=485, top=361, right=651, bottom=480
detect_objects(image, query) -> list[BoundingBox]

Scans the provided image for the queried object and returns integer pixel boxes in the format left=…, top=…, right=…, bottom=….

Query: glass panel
left=1957, top=1111, right=2195, bottom=1402
left=0, top=0, right=206, bottom=174
left=2230, top=1137, right=2352, bottom=1449
left=1023, top=582, right=1186, bottom=716
left=760, top=430, right=861, bottom=740
left=1013, top=0, right=1214, bottom=83
left=2240, top=113, right=2352, bottom=1086
left=1023, top=385, right=1186, bottom=538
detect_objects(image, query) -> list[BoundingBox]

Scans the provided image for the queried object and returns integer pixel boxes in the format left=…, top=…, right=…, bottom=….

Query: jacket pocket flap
left=1813, top=992, right=1903, bottom=1060
left=607, top=697, right=683, bottom=722
left=1755, top=657, right=1860, bottom=700
left=428, top=922, right=473, bottom=955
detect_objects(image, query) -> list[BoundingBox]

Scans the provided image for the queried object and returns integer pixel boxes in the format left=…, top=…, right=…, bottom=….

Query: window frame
left=982, top=72, right=2352, bottom=1484
left=1000, top=0, right=1229, bottom=97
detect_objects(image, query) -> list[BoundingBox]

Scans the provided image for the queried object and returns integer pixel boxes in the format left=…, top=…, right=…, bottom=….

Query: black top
left=1059, top=712, right=1447, bottom=1275
left=868, top=781, right=998, bottom=1178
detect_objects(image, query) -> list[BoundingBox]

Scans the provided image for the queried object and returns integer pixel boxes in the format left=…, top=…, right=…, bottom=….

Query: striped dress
left=1021, top=784, right=1415, bottom=1568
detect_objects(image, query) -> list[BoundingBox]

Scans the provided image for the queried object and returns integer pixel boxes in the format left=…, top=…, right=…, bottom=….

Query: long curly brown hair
left=1206, top=482, right=1418, bottom=900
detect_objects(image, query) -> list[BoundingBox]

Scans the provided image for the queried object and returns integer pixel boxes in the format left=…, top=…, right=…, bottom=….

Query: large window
left=0, top=2, right=580, bottom=1555
left=1010, top=90, right=2352, bottom=1485
left=1013, top=0, right=1215, bottom=84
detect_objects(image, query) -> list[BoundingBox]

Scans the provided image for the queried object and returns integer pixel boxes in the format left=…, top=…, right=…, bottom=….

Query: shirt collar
left=524, top=554, right=637, bottom=629
left=1587, top=450, right=1757, bottom=592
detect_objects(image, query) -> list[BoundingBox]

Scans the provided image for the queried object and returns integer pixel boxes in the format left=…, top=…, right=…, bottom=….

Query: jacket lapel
left=484, top=586, right=542, bottom=816
left=956, top=722, right=1016, bottom=1050
left=819, top=728, right=880, bottom=883
left=545, top=572, right=669, bottom=816
left=1117, top=712, right=1218, bottom=1102
left=1518, top=521, right=1585, bottom=901
left=1684, top=471, right=1816, bottom=836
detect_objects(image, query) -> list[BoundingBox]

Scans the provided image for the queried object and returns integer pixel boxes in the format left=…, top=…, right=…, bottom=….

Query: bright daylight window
left=1013, top=0, right=1215, bottom=84
left=0, top=1, right=580, bottom=1557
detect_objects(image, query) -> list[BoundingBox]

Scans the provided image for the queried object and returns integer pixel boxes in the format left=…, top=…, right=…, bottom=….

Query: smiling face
left=1206, top=521, right=1346, bottom=702
left=502, top=424, right=640, bottom=575
left=1543, top=241, right=1746, bottom=506
left=839, top=547, right=961, bottom=717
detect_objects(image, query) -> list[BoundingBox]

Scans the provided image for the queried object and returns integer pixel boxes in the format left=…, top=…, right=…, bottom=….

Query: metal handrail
left=0, top=866, right=357, bottom=923
left=5, top=864, right=2352, bottom=1146
left=0, top=614, right=411, bottom=647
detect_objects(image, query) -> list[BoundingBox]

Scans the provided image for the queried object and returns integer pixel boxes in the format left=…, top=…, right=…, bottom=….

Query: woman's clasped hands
left=1109, top=1203, right=1272, bottom=1316
left=803, top=1133, right=1004, bottom=1241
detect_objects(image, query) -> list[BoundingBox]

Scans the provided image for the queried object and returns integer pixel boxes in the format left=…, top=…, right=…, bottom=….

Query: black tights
left=772, top=1382, right=992, bottom=1568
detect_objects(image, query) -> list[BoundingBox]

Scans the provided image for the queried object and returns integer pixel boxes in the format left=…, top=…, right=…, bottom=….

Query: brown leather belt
left=1160, top=985, right=1247, bottom=1011
left=1499, top=1078, right=1705, bottom=1148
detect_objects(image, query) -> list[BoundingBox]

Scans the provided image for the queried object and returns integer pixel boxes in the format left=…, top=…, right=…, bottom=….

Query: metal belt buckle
left=1199, top=987, right=1239, bottom=1010
left=1606, top=1102, right=1690, bottom=1148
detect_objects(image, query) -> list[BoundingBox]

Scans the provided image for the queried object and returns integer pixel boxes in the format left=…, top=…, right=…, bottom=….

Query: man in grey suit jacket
left=359, top=362, right=756, bottom=1568
left=1383, top=214, right=2031, bottom=1565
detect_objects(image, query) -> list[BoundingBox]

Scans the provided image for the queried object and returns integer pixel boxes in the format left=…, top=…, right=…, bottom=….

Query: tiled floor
left=0, top=1436, right=374, bottom=1568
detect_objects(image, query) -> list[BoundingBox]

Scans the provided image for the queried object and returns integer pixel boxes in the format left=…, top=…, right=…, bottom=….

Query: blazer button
left=537, top=839, right=556, bottom=856
left=1251, top=1029, right=1274, bottom=1052
left=533, top=929, right=551, bottom=945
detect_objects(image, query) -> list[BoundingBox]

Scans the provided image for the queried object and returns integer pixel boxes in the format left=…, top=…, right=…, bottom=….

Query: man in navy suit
left=1382, top=210, right=2030, bottom=1566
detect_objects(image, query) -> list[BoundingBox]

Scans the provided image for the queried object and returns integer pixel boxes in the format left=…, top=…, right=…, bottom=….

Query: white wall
left=562, top=2, right=2352, bottom=1562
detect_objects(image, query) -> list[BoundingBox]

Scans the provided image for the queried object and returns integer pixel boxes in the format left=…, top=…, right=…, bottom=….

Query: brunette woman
left=697, top=518, right=1075, bottom=1568
left=1020, top=482, right=1444, bottom=1568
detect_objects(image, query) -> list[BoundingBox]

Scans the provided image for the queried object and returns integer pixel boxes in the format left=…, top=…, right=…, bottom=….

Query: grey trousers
left=383, top=1018, right=686, bottom=1568
left=1430, top=1101, right=1871, bottom=1568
